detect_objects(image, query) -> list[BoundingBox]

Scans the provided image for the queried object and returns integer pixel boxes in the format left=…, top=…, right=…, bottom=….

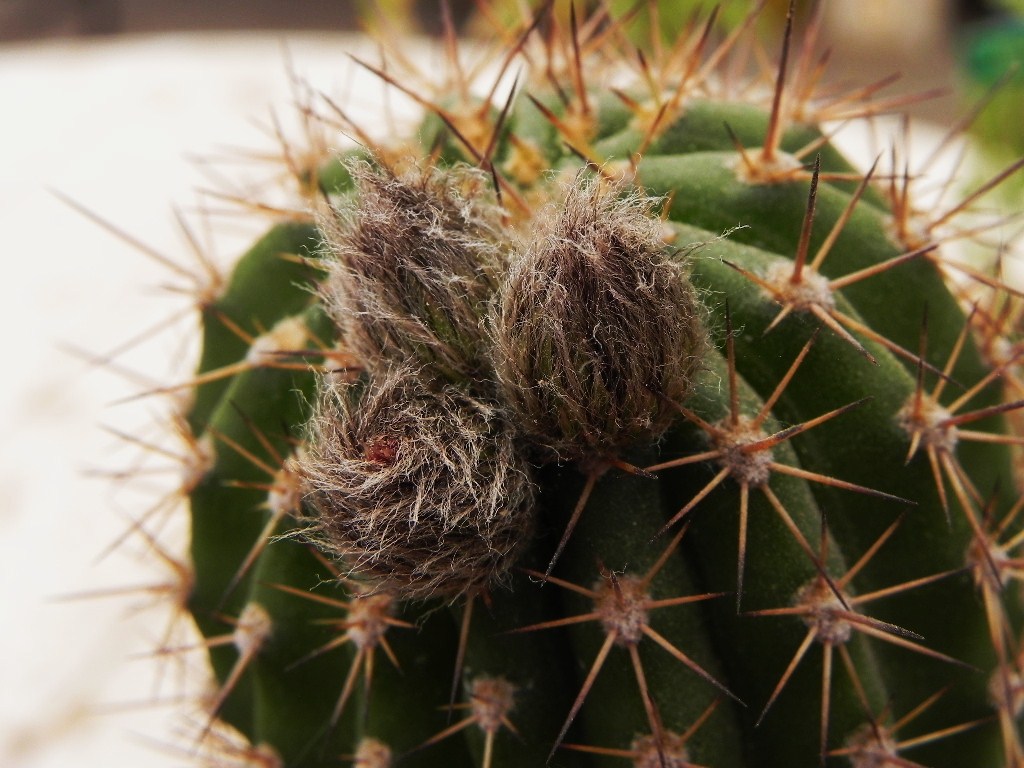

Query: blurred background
left=0, top=0, right=1014, bottom=39
left=1, top=2, right=1020, bottom=767
left=2, top=0, right=1021, bottom=130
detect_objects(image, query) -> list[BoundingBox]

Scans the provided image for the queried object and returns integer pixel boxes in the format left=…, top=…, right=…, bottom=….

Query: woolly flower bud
left=489, top=175, right=707, bottom=462
left=297, top=366, right=536, bottom=601
left=321, top=160, right=504, bottom=382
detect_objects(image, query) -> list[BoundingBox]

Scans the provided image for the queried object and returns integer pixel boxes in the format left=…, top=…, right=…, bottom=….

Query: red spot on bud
left=363, top=437, right=400, bottom=466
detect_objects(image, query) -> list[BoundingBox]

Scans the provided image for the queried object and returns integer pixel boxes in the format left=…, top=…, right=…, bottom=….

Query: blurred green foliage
left=958, top=15, right=1024, bottom=203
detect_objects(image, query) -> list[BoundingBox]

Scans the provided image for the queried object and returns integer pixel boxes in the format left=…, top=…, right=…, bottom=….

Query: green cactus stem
left=118, top=3, right=1024, bottom=767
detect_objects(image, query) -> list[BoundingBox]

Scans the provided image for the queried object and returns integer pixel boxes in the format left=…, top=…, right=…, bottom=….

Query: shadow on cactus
left=110, top=2, right=1024, bottom=766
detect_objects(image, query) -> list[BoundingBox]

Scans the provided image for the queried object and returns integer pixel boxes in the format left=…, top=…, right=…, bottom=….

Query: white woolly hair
left=489, top=174, right=708, bottom=462
left=320, top=159, right=506, bottom=382
left=296, top=365, right=536, bottom=601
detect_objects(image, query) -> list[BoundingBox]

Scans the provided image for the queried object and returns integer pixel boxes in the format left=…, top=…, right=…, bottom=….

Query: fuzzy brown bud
left=321, top=160, right=505, bottom=382
left=297, top=366, right=536, bottom=600
left=489, top=175, right=707, bottom=462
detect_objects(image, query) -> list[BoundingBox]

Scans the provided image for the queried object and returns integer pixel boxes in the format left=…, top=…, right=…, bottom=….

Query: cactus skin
left=149, top=4, right=1024, bottom=768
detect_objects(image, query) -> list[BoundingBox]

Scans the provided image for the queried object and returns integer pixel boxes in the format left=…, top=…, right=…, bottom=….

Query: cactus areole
left=153, top=4, right=1024, bottom=767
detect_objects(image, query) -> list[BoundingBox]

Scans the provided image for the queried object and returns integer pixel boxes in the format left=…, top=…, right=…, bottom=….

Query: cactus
left=127, top=3, right=1024, bottom=767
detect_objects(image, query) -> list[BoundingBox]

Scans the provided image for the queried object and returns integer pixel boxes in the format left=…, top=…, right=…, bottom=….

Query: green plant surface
left=121, top=3, right=1024, bottom=767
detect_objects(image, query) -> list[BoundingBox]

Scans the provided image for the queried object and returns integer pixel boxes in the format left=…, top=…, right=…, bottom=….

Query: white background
left=0, top=32, right=417, bottom=767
